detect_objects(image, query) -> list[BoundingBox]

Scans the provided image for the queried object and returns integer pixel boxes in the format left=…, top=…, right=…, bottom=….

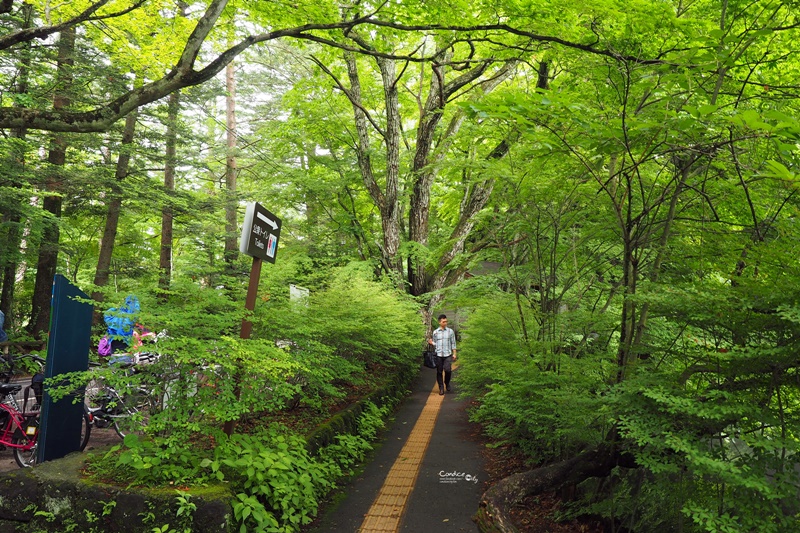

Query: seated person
left=100, top=295, right=140, bottom=365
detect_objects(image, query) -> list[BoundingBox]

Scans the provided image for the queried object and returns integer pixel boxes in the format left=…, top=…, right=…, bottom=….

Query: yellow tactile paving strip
left=358, top=383, right=445, bottom=532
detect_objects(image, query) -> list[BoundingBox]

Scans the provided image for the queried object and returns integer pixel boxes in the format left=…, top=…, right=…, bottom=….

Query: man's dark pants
left=435, top=355, right=453, bottom=390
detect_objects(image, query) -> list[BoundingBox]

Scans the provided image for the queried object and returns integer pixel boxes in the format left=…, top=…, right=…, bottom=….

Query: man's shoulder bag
left=423, top=344, right=437, bottom=368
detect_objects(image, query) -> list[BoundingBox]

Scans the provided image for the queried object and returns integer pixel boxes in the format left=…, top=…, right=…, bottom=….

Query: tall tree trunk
left=29, top=27, right=75, bottom=337
left=407, top=56, right=451, bottom=296
left=159, top=91, right=180, bottom=295
left=224, top=61, right=238, bottom=269
left=334, top=38, right=520, bottom=291
left=631, top=161, right=692, bottom=349
left=342, top=50, right=403, bottom=282
left=0, top=2, right=33, bottom=327
left=615, top=227, right=637, bottom=383
left=409, top=59, right=524, bottom=297
left=427, top=134, right=515, bottom=296
left=376, top=56, right=403, bottom=283
left=421, top=61, right=545, bottom=329
left=92, top=109, right=138, bottom=321
left=0, top=165, right=23, bottom=327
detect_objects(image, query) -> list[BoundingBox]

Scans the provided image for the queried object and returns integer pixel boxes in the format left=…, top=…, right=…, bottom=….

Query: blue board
left=38, top=274, right=92, bottom=463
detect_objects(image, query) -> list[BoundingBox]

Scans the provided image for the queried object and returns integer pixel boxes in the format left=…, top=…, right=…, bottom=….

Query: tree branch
left=0, top=13, right=384, bottom=132
left=0, top=0, right=147, bottom=51
left=8, top=4, right=776, bottom=132
left=309, top=55, right=386, bottom=138
left=365, top=20, right=669, bottom=65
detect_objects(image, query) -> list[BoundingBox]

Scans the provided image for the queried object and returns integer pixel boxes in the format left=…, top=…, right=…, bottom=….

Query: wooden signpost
left=224, top=202, right=282, bottom=435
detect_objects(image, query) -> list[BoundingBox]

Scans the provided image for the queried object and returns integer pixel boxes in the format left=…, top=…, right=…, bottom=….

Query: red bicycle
left=1, top=354, right=94, bottom=464
left=0, top=381, right=39, bottom=467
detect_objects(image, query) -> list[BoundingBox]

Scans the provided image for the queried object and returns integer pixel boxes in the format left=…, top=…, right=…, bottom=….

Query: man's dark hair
left=437, top=314, right=447, bottom=321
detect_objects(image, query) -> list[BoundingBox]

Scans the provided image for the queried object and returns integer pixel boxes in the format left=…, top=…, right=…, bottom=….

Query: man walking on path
left=429, top=314, right=457, bottom=395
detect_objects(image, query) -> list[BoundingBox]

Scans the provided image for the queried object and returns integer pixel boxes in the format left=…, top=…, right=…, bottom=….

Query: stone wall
left=0, top=453, right=230, bottom=532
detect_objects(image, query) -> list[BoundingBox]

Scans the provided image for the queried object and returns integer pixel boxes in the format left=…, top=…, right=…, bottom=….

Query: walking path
left=310, top=366, right=486, bottom=533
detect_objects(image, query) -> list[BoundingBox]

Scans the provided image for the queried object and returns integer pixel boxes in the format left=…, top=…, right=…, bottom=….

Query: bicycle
left=0, top=380, right=40, bottom=467
left=84, top=354, right=159, bottom=439
left=1, top=353, right=91, bottom=462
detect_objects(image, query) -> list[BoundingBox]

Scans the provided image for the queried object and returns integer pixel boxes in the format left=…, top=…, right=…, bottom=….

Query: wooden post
left=223, top=256, right=262, bottom=436
left=240, top=256, right=262, bottom=339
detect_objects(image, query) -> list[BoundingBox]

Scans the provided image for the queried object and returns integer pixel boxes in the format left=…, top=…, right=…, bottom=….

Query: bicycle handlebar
left=16, top=354, right=45, bottom=365
left=0, top=353, right=45, bottom=383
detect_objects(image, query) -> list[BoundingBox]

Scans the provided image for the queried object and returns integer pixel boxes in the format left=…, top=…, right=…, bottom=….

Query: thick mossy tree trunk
left=29, top=27, right=74, bottom=337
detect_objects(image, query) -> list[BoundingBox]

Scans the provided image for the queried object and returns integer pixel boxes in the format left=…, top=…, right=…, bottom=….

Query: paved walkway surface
left=309, top=366, right=486, bottom=533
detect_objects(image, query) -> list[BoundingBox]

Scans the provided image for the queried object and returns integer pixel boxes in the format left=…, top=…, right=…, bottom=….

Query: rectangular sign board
left=240, top=202, right=282, bottom=263
left=39, top=275, right=92, bottom=463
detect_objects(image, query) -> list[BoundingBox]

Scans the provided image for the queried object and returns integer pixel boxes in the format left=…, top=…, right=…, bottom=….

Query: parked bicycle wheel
left=12, top=415, right=38, bottom=468
left=79, top=411, right=91, bottom=451
left=112, top=391, right=155, bottom=439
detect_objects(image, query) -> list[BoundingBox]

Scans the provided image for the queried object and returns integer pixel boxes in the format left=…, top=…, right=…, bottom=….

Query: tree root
left=473, top=443, right=626, bottom=532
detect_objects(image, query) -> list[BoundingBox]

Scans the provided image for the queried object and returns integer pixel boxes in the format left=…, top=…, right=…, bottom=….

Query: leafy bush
left=89, top=397, right=397, bottom=533
left=203, top=428, right=335, bottom=533
left=606, top=366, right=800, bottom=533
left=457, top=294, right=609, bottom=464
left=77, top=263, right=420, bottom=531
left=304, top=263, right=422, bottom=365
left=69, top=264, right=421, bottom=440
left=454, top=274, right=800, bottom=532
left=205, top=401, right=391, bottom=533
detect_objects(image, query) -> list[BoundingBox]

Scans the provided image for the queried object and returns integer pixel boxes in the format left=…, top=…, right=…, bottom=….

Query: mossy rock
left=0, top=452, right=231, bottom=533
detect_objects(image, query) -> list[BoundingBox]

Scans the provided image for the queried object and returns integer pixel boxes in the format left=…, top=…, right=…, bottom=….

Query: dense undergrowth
left=51, top=263, right=422, bottom=533
left=455, top=275, right=800, bottom=533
